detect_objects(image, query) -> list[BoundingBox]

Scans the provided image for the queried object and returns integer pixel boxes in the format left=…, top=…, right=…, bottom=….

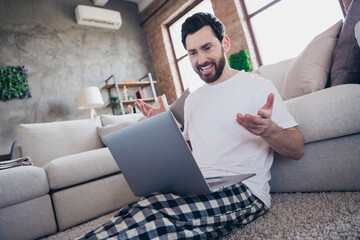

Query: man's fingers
left=236, top=117, right=263, bottom=135
left=157, top=96, right=168, bottom=111
left=135, top=100, right=150, bottom=115
left=237, top=113, right=266, bottom=125
left=258, top=109, right=272, bottom=119
left=263, top=93, right=274, bottom=109
left=147, top=108, right=153, bottom=118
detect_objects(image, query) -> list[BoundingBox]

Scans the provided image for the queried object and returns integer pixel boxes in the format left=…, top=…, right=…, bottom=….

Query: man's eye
left=205, top=46, right=211, bottom=50
left=189, top=52, right=197, bottom=56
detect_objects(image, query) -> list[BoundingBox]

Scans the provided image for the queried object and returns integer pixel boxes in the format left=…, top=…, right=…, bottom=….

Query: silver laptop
left=104, top=111, right=255, bottom=196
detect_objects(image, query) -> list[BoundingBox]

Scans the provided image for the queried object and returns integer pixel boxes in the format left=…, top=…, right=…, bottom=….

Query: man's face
left=185, top=26, right=226, bottom=84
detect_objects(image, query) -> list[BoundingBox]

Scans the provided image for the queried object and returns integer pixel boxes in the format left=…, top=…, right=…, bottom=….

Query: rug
left=41, top=192, right=360, bottom=240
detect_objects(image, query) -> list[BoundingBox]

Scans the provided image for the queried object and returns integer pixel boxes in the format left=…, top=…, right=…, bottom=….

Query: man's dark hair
left=181, top=12, right=225, bottom=49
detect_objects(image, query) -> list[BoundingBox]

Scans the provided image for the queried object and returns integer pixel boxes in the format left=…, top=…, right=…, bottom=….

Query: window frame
left=165, top=0, right=205, bottom=92
left=239, top=0, right=346, bottom=66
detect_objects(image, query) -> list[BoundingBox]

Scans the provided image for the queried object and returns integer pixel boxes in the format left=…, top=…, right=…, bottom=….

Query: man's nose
left=197, top=52, right=207, bottom=65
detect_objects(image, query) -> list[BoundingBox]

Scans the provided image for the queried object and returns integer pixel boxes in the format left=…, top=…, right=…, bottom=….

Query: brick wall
left=211, top=0, right=249, bottom=56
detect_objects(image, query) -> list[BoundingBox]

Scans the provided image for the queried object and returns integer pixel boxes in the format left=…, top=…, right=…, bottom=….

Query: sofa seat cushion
left=285, top=84, right=360, bottom=144
left=16, top=117, right=104, bottom=167
left=44, top=147, right=120, bottom=190
left=0, top=166, right=49, bottom=208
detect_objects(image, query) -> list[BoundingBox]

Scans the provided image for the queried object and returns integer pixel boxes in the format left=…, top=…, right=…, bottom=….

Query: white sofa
left=1, top=17, right=360, bottom=240
left=1, top=67, right=359, bottom=239
left=0, top=114, right=143, bottom=240
left=253, top=59, right=360, bottom=192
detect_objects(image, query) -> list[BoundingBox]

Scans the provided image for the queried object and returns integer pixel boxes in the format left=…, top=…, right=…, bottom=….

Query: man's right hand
left=135, top=96, right=166, bottom=118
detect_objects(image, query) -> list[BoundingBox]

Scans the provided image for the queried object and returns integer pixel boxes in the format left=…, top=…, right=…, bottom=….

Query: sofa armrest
left=0, top=166, right=49, bottom=208
left=43, top=148, right=120, bottom=190
left=285, top=84, right=360, bottom=144
left=10, top=140, right=21, bottom=160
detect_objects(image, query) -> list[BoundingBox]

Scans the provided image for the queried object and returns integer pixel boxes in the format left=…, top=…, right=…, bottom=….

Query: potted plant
left=109, top=96, right=122, bottom=115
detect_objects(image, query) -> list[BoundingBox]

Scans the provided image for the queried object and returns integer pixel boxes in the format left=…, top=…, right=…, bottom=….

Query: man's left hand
left=236, top=93, right=275, bottom=136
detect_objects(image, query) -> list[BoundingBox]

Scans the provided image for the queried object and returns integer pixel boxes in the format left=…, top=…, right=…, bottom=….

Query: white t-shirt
left=183, top=71, right=297, bottom=208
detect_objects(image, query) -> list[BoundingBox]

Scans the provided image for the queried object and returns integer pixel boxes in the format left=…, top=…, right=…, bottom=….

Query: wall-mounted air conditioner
left=75, top=5, right=122, bottom=30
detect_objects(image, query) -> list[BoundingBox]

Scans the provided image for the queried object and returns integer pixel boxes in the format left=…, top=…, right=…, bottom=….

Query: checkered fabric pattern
left=77, top=183, right=268, bottom=240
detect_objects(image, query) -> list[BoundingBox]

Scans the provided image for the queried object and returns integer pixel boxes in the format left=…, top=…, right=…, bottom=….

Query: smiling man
left=79, top=12, right=304, bottom=240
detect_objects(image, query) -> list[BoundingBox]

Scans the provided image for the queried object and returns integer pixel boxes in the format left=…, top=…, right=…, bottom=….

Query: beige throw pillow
left=97, top=121, right=134, bottom=145
left=281, top=20, right=343, bottom=100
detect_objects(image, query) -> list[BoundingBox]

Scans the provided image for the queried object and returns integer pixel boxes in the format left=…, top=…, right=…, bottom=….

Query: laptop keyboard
left=208, top=180, right=228, bottom=188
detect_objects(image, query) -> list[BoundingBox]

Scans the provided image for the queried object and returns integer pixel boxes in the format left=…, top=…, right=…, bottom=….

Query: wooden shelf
left=122, top=98, right=154, bottom=104
left=104, top=73, right=157, bottom=115
left=106, top=98, right=154, bottom=107
left=102, top=81, right=157, bottom=89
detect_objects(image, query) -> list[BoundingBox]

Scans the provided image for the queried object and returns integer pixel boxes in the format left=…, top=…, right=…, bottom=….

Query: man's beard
left=194, top=53, right=226, bottom=84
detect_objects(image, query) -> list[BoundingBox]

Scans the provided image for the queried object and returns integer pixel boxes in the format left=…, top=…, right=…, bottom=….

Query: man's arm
left=236, top=93, right=305, bottom=160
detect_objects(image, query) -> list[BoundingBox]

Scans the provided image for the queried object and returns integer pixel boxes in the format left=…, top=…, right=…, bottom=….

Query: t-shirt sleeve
left=260, top=81, right=297, bottom=129
left=182, top=97, right=190, bottom=141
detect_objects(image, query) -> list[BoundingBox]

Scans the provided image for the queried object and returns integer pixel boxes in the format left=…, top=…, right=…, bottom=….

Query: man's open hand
left=236, top=93, right=275, bottom=136
left=135, top=96, right=166, bottom=118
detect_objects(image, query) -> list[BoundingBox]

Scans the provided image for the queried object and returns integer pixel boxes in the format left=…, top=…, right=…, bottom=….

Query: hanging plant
left=0, top=65, right=31, bottom=101
left=228, top=49, right=252, bottom=72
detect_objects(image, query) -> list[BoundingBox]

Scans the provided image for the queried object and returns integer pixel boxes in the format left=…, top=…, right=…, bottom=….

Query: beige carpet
left=41, top=192, right=360, bottom=240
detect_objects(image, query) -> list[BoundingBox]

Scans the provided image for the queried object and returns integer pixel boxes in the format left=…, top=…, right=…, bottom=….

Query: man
left=79, top=12, right=304, bottom=240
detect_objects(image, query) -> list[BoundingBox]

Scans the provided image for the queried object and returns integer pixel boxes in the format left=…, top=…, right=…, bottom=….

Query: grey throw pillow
left=330, top=0, right=360, bottom=86
left=170, top=88, right=190, bottom=128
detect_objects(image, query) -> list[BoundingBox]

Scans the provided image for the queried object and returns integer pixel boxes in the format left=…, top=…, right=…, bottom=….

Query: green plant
left=109, top=96, right=122, bottom=115
left=228, top=49, right=252, bottom=72
left=0, top=65, right=31, bottom=101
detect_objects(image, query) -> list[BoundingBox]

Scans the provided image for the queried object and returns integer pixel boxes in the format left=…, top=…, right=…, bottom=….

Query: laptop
left=104, top=111, right=255, bottom=196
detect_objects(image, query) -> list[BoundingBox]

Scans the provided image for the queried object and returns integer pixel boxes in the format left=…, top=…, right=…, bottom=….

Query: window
left=241, top=0, right=344, bottom=65
left=168, top=0, right=214, bottom=93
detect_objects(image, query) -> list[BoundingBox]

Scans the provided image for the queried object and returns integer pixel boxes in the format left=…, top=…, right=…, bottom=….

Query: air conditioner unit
left=75, top=5, right=122, bottom=30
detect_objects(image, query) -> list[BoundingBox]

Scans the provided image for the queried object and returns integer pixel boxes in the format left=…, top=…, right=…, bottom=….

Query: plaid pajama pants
left=77, top=183, right=268, bottom=240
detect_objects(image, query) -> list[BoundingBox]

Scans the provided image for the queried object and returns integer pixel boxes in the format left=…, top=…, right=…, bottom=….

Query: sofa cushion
left=330, top=0, right=360, bottom=86
left=51, top=173, right=139, bottom=231
left=0, top=194, right=57, bottom=240
left=100, top=113, right=143, bottom=126
left=44, top=147, right=119, bottom=190
left=252, top=58, right=294, bottom=94
left=285, top=84, right=360, bottom=144
left=97, top=121, right=134, bottom=145
left=16, top=117, right=104, bottom=167
left=170, top=88, right=190, bottom=128
left=0, top=166, right=49, bottom=208
left=281, top=20, right=343, bottom=100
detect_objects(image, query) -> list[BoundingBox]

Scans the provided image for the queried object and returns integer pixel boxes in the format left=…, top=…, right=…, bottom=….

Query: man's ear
left=222, top=35, right=230, bottom=53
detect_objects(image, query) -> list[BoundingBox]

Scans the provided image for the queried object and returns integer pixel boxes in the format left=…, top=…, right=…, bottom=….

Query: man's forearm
left=261, top=122, right=305, bottom=160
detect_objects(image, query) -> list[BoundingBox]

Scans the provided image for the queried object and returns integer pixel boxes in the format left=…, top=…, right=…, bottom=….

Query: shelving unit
left=102, top=73, right=157, bottom=115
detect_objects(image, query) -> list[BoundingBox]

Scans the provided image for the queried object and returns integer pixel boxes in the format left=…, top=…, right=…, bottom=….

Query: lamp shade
left=77, top=86, right=104, bottom=110
left=355, top=21, right=360, bottom=47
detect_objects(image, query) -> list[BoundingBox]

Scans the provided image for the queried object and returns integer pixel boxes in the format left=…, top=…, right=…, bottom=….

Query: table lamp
left=77, top=86, right=104, bottom=118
